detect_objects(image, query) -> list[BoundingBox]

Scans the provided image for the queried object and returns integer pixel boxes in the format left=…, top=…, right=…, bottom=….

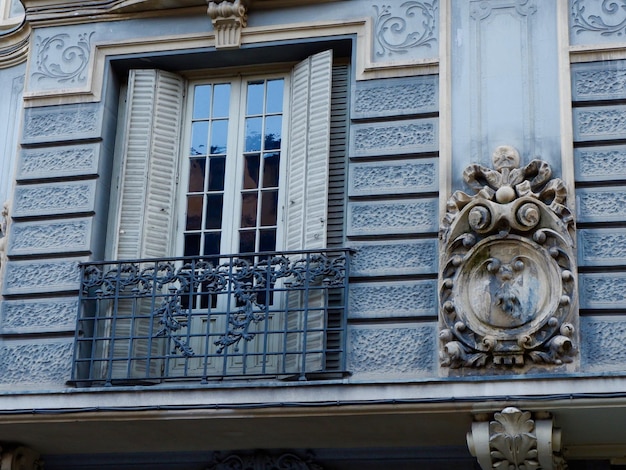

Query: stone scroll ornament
left=439, top=146, right=578, bottom=370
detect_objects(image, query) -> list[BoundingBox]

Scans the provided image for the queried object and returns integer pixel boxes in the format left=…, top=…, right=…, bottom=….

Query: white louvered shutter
left=284, top=50, right=333, bottom=374
left=108, top=69, right=185, bottom=381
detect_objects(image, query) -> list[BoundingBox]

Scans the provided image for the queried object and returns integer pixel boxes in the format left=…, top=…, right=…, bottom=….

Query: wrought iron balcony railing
left=71, top=249, right=351, bottom=386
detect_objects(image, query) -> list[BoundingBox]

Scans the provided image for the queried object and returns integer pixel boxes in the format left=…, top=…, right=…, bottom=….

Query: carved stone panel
left=371, top=1, right=439, bottom=62
left=439, top=146, right=578, bottom=372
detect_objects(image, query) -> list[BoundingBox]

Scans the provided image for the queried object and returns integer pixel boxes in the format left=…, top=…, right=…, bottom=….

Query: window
left=74, top=50, right=351, bottom=384
left=180, top=76, right=287, bottom=261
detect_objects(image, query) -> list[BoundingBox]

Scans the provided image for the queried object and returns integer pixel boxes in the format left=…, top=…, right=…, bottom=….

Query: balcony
left=71, top=249, right=351, bottom=386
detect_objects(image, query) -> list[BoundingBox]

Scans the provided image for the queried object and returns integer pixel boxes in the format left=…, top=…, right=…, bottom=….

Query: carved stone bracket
left=207, top=0, right=248, bottom=49
left=0, top=445, right=43, bottom=470
left=467, top=407, right=567, bottom=470
left=439, top=146, right=579, bottom=372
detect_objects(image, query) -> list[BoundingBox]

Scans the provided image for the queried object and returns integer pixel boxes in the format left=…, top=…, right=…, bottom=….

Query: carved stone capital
left=206, top=0, right=248, bottom=49
left=0, top=445, right=43, bottom=470
left=467, top=407, right=566, bottom=470
left=439, top=146, right=579, bottom=372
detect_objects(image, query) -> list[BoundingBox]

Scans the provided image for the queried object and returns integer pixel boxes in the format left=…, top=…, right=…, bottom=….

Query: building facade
left=1, top=0, right=626, bottom=468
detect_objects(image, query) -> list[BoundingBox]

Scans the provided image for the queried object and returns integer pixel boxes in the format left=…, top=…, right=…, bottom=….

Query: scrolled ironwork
left=73, top=249, right=351, bottom=384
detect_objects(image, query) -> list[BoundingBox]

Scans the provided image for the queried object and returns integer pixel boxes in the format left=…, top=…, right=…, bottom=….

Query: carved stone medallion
left=439, top=146, right=578, bottom=372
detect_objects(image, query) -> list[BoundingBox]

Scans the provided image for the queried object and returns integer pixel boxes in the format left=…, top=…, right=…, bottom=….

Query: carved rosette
left=467, top=407, right=566, bottom=470
left=207, top=0, right=248, bottom=49
left=439, top=146, right=578, bottom=371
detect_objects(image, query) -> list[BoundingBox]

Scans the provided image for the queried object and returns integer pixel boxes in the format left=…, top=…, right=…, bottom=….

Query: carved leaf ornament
left=439, top=146, right=578, bottom=370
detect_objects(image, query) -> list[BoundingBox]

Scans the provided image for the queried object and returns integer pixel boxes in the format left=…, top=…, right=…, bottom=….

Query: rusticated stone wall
left=0, top=98, right=117, bottom=389
left=346, top=74, right=439, bottom=378
left=571, top=58, right=626, bottom=373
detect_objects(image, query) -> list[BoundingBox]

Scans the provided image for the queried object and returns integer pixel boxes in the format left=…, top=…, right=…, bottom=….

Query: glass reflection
left=245, top=117, right=262, bottom=152
left=188, top=158, right=205, bottom=192
left=262, top=152, right=280, bottom=188
left=192, top=85, right=211, bottom=120
left=210, top=119, right=228, bottom=154
left=190, top=121, right=209, bottom=156
left=205, top=194, right=224, bottom=230
left=208, top=156, right=225, bottom=191
left=264, top=115, right=282, bottom=150
left=243, top=154, right=260, bottom=189
left=266, top=80, right=284, bottom=114
left=213, top=84, right=231, bottom=118
left=240, top=193, right=258, bottom=228
left=247, top=81, right=264, bottom=115
left=186, top=195, right=203, bottom=230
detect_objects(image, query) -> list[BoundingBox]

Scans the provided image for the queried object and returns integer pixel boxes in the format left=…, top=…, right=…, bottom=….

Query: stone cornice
left=22, top=0, right=343, bottom=26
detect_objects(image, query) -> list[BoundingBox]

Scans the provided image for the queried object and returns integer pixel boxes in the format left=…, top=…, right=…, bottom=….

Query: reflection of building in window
left=0, top=0, right=24, bottom=35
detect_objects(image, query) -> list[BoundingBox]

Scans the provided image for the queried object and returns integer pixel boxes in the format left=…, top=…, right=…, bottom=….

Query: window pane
left=243, top=154, right=260, bottom=189
left=190, top=121, right=209, bottom=156
left=186, top=195, right=203, bottom=230
left=238, top=230, right=255, bottom=253
left=192, top=85, right=211, bottom=119
left=259, top=228, right=276, bottom=252
left=205, top=194, right=224, bottom=229
left=210, top=119, right=228, bottom=154
left=240, top=193, right=258, bottom=228
left=208, top=156, right=225, bottom=191
left=264, top=115, right=282, bottom=150
left=260, top=190, right=278, bottom=226
left=247, top=81, right=264, bottom=115
left=245, top=117, right=262, bottom=152
left=203, top=232, right=221, bottom=257
left=266, top=80, right=284, bottom=114
left=213, top=84, right=231, bottom=118
left=262, top=152, right=280, bottom=188
left=188, top=158, right=206, bottom=192
left=184, top=234, right=201, bottom=257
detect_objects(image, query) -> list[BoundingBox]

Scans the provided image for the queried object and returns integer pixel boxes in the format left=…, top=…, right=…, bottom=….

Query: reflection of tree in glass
left=190, top=145, right=226, bottom=155
left=245, top=133, right=281, bottom=152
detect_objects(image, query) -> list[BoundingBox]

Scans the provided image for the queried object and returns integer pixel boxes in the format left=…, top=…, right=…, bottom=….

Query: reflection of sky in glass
left=213, top=84, right=231, bottom=118
left=192, top=85, right=211, bottom=119
left=190, top=121, right=209, bottom=155
left=210, top=120, right=228, bottom=154
left=245, top=117, right=262, bottom=152
left=266, top=80, right=284, bottom=114
left=264, top=115, right=282, bottom=150
left=247, top=81, right=264, bottom=115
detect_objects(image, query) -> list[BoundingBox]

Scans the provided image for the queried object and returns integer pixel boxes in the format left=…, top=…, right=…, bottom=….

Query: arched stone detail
left=439, top=146, right=579, bottom=372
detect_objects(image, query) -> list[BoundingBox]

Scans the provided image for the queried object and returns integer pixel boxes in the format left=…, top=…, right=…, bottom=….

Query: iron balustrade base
left=71, top=249, right=351, bottom=386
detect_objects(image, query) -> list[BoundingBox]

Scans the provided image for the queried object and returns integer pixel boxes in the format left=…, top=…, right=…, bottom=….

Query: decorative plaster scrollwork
left=32, top=31, right=94, bottom=85
left=207, top=0, right=248, bottom=49
left=467, top=407, right=566, bottom=470
left=373, top=1, right=438, bottom=57
left=206, top=451, right=323, bottom=470
left=571, top=0, right=626, bottom=36
left=439, top=146, right=578, bottom=371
